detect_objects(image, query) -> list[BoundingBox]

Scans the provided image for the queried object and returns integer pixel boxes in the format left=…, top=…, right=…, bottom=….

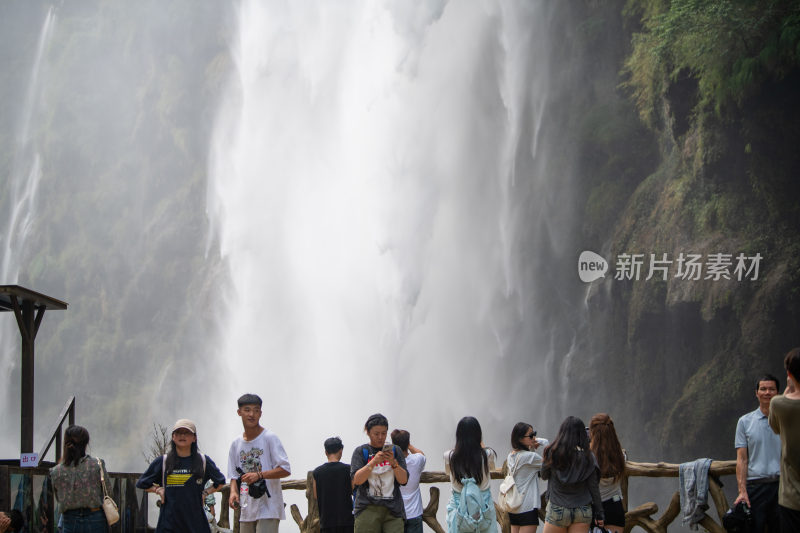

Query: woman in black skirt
left=588, top=414, right=626, bottom=533
left=506, top=422, right=548, bottom=533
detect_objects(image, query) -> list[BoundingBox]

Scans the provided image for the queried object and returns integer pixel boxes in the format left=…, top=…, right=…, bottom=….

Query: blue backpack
left=362, top=445, right=396, bottom=462
left=453, top=477, right=493, bottom=533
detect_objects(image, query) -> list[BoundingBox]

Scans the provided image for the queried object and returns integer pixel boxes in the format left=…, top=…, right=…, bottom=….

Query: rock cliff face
left=566, top=1, right=800, bottom=461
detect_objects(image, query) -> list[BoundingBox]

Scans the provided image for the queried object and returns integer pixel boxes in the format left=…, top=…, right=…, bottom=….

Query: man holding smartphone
left=351, top=413, right=409, bottom=533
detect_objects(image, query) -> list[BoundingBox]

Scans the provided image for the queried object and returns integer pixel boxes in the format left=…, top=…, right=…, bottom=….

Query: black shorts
left=602, top=498, right=625, bottom=527
left=508, top=509, right=540, bottom=526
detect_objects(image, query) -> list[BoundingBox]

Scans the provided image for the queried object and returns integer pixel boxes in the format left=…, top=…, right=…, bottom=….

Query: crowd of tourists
left=8, top=347, right=797, bottom=533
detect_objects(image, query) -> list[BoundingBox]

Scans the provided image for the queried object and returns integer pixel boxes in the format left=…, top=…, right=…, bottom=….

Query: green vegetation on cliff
left=624, top=0, right=800, bottom=123
left=570, top=0, right=800, bottom=461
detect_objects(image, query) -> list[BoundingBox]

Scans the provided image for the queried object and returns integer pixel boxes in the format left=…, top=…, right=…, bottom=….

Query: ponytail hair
left=61, top=425, right=90, bottom=466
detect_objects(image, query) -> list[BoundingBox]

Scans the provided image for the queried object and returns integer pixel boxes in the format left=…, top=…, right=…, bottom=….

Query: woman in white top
left=588, top=414, right=626, bottom=533
left=444, top=417, right=497, bottom=533
left=506, top=422, right=549, bottom=533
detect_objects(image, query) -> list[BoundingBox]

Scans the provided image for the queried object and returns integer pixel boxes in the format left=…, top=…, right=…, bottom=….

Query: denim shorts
left=544, top=502, right=592, bottom=527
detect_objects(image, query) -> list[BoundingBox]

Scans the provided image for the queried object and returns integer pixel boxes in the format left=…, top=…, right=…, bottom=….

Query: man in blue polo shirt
left=734, top=374, right=781, bottom=532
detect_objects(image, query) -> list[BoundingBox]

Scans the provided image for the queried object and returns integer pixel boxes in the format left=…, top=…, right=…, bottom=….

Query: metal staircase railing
left=36, top=396, right=75, bottom=464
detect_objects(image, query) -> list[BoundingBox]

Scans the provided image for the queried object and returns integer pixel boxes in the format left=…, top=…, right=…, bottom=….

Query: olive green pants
left=354, top=505, right=404, bottom=533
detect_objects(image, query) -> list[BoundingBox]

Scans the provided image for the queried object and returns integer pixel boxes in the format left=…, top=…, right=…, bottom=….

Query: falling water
left=0, top=5, right=55, bottom=453
left=207, top=0, right=588, bottom=483
left=0, top=7, right=54, bottom=281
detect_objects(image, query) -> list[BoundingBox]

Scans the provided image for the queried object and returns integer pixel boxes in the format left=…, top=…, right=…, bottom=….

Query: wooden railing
left=254, top=460, right=738, bottom=533
left=1, top=458, right=735, bottom=532
left=622, top=460, right=736, bottom=533
left=0, top=464, right=147, bottom=532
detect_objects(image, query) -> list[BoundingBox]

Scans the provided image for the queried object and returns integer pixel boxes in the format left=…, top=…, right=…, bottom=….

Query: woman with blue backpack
left=444, top=417, right=497, bottom=533
left=540, top=416, right=604, bottom=533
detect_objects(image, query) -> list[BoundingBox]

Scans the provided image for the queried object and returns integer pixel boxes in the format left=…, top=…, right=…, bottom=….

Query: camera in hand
left=722, top=501, right=752, bottom=533
left=236, top=467, right=271, bottom=499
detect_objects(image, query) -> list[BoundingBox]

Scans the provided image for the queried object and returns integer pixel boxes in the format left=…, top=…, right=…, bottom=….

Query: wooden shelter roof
left=0, top=285, right=68, bottom=311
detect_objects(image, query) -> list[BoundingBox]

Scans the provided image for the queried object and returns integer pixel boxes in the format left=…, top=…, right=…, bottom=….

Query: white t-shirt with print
left=368, top=457, right=395, bottom=499
left=228, top=428, right=291, bottom=521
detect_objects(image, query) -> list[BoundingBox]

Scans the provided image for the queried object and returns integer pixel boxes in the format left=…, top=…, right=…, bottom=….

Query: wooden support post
left=13, top=297, right=40, bottom=453
left=707, top=475, right=729, bottom=523
left=624, top=501, right=661, bottom=533
left=290, top=472, right=319, bottom=533
left=621, top=472, right=629, bottom=512
left=0, top=466, right=8, bottom=511
left=697, top=513, right=726, bottom=533
left=656, top=491, right=682, bottom=531
left=218, top=485, right=231, bottom=529
left=421, top=486, right=446, bottom=533
left=494, top=502, right=510, bottom=533
left=0, top=286, right=67, bottom=457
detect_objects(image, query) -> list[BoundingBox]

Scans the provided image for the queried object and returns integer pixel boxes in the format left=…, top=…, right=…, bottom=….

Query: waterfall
left=207, top=0, right=586, bottom=484
left=0, top=6, right=54, bottom=281
left=0, top=5, right=55, bottom=454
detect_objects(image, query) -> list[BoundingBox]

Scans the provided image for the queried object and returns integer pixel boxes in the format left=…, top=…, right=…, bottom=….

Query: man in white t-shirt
left=391, top=429, right=426, bottom=533
left=228, top=393, right=291, bottom=533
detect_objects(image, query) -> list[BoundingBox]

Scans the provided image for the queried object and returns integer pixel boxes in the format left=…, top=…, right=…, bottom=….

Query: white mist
left=205, top=0, right=580, bottom=527
left=0, top=6, right=55, bottom=455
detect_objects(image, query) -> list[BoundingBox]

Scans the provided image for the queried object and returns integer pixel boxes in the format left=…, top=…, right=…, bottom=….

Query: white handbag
left=98, top=458, right=120, bottom=525
left=498, top=454, right=525, bottom=513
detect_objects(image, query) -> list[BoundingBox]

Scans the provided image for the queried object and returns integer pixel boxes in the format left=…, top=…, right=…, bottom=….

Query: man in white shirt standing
left=229, top=393, right=291, bottom=533
left=734, top=375, right=781, bottom=532
left=391, top=429, right=426, bottom=533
